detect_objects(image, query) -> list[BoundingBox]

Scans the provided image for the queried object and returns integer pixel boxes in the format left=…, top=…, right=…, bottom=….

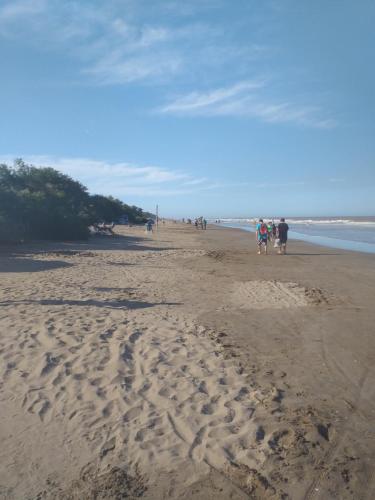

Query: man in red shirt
left=256, top=219, right=269, bottom=255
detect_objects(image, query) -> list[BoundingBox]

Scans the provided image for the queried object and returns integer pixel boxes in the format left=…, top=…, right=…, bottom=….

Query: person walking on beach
left=277, top=218, right=289, bottom=254
left=267, top=221, right=273, bottom=242
left=272, top=222, right=277, bottom=240
left=203, top=218, right=207, bottom=230
left=146, top=219, right=153, bottom=233
left=256, top=219, right=269, bottom=254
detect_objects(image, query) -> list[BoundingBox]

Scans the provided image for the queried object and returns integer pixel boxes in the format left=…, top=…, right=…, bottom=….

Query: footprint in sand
left=123, top=405, right=143, bottom=423
left=52, top=371, right=65, bottom=386
left=102, top=401, right=114, bottom=418
left=40, top=353, right=60, bottom=377
left=26, top=392, right=51, bottom=421
left=224, top=405, right=236, bottom=423
left=100, top=437, right=116, bottom=459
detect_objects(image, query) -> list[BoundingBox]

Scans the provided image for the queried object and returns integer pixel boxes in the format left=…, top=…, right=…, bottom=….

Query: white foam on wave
left=211, top=218, right=375, bottom=226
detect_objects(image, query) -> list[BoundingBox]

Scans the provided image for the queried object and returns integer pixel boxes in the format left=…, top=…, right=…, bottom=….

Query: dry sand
left=0, top=223, right=374, bottom=499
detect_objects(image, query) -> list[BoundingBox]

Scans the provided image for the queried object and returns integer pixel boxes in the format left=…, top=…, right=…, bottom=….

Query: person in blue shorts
left=256, top=219, right=269, bottom=254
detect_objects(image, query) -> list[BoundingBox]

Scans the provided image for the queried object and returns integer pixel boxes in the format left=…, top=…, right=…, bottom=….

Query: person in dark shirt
left=277, top=218, right=289, bottom=254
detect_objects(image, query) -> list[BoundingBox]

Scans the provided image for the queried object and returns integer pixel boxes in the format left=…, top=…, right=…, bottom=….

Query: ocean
left=212, top=217, right=375, bottom=254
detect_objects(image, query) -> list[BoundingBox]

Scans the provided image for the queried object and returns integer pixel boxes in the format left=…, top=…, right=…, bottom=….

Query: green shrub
left=0, top=159, right=152, bottom=242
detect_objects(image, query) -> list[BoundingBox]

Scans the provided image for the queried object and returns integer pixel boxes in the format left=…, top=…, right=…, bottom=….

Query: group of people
left=194, top=217, right=207, bottom=230
left=256, top=218, right=289, bottom=255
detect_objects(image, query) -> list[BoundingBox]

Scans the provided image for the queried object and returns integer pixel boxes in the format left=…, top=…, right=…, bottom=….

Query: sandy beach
left=0, top=222, right=374, bottom=499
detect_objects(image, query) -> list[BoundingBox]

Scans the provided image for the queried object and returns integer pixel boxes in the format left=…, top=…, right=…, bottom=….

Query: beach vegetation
left=0, top=160, right=151, bottom=242
left=88, top=195, right=150, bottom=226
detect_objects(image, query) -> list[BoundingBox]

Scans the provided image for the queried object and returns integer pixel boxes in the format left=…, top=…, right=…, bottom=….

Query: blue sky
left=0, top=0, right=374, bottom=217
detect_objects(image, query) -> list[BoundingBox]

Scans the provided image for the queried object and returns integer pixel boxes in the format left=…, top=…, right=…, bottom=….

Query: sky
left=0, top=0, right=374, bottom=218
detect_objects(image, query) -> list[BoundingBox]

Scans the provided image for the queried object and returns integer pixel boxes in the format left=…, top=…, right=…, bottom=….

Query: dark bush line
left=0, top=159, right=153, bottom=242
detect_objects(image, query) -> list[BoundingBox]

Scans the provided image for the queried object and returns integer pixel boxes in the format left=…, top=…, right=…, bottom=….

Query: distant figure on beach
left=267, top=221, right=273, bottom=241
left=256, top=219, right=269, bottom=254
left=277, top=218, right=289, bottom=254
left=194, top=219, right=198, bottom=229
left=203, top=219, right=207, bottom=230
left=272, top=222, right=277, bottom=240
left=108, top=222, right=115, bottom=235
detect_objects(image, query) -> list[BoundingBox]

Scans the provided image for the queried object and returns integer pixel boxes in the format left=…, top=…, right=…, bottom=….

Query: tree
left=0, top=160, right=153, bottom=242
left=88, top=195, right=125, bottom=224
left=0, top=160, right=90, bottom=240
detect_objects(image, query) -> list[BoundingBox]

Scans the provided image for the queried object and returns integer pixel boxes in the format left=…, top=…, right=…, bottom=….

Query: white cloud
left=183, top=177, right=208, bottom=186
left=255, top=181, right=306, bottom=188
left=159, top=81, right=336, bottom=129
left=329, top=178, right=345, bottom=183
left=160, top=80, right=264, bottom=113
left=0, top=1, right=264, bottom=86
left=0, top=155, right=219, bottom=198
left=81, top=20, right=230, bottom=85
left=1, top=155, right=323, bottom=202
left=0, top=1, right=336, bottom=126
left=85, top=50, right=182, bottom=85
left=161, top=0, right=224, bottom=16
left=0, top=0, right=46, bottom=21
left=136, top=26, right=171, bottom=47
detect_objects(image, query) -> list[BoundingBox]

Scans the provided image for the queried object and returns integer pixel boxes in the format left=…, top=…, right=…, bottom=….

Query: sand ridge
left=232, top=280, right=330, bottom=310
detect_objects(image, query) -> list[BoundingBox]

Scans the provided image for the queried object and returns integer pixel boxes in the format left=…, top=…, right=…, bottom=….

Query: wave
left=213, top=220, right=375, bottom=253
left=211, top=218, right=375, bottom=226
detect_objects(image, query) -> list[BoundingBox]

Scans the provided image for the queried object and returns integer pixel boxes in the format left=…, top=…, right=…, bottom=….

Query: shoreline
left=213, top=222, right=375, bottom=255
left=1, top=222, right=374, bottom=499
